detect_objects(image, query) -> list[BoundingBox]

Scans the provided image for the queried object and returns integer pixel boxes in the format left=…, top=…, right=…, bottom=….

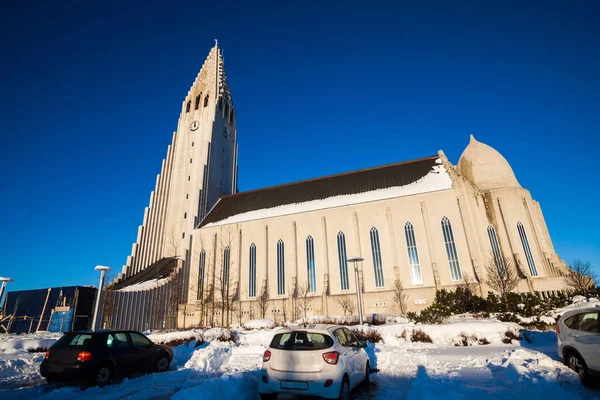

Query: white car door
left=573, top=311, right=600, bottom=371
left=343, top=328, right=365, bottom=387
left=333, top=329, right=357, bottom=386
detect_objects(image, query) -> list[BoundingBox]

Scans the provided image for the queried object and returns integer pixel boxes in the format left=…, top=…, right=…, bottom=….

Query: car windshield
left=270, top=332, right=334, bottom=351
left=53, top=333, right=94, bottom=349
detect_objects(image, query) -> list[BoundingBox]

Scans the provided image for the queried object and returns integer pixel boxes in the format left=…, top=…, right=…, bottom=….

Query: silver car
left=258, top=324, right=371, bottom=400
left=556, top=305, right=600, bottom=385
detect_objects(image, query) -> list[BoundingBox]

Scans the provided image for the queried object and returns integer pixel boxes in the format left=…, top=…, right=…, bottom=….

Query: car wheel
left=95, top=365, right=112, bottom=387
left=362, top=362, right=370, bottom=388
left=155, top=355, right=170, bottom=373
left=567, top=352, right=591, bottom=385
left=338, top=376, right=350, bottom=400
left=259, top=394, right=277, bottom=400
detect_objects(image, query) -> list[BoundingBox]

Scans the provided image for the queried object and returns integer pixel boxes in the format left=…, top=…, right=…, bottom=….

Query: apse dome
left=457, top=135, right=521, bottom=191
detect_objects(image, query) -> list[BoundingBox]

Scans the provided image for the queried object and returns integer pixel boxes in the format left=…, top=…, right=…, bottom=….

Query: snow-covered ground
left=1, top=317, right=599, bottom=399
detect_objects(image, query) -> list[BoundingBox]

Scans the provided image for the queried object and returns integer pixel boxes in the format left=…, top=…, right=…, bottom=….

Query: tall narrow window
left=197, top=250, right=205, bottom=300
left=249, top=243, right=256, bottom=297
left=441, top=217, right=462, bottom=281
left=186, top=100, right=191, bottom=113
left=195, top=95, right=200, bottom=110
left=369, top=227, right=384, bottom=287
left=517, top=222, right=538, bottom=276
left=487, top=226, right=505, bottom=275
left=277, top=239, right=285, bottom=295
left=223, top=247, right=230, bottom=287
left=404, top=222, right=423, bottom=284
left=306, top=236, right=316, bottom=293
left=337, top=232, right=350, bottom=290
left=204, top=95, right=209, bottom=108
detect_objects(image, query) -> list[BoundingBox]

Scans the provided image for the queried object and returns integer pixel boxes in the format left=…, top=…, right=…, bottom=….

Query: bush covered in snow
left=204, top=328, right=235, bottom=343
left=242, top=319, right=275, bottom=330
left=411, top=329, right=433, bottom=343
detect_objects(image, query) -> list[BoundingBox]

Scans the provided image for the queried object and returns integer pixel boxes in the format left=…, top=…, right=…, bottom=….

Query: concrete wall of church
left=185, top=186, right=485, bottom=326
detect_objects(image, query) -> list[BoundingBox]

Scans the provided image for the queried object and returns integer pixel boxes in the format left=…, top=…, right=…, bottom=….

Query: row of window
left=196, top=218, right=539, bottom=299
left=186, top=94, right=209, bottom=113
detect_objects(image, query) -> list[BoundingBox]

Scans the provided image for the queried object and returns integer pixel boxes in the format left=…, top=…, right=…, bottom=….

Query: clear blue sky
left=1, top=1, right=598, bottom=291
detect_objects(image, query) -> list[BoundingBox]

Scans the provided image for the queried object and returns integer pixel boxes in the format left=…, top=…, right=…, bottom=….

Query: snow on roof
left=203, top=159, right=452, bottom=228
left=117, top=277, right=169, bottom=292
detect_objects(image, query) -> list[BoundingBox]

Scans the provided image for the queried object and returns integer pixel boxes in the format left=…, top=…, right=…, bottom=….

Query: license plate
left=281, top=381, right=308, bottom=390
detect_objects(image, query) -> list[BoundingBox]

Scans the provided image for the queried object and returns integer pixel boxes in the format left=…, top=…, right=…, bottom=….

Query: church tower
left=108, top=43, right=238, bottom=331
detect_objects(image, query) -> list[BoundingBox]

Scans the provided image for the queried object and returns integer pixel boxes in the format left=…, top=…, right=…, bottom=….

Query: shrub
left=398, top=329, right=408, bottom=340
left=411, top=329, right=433, bottom=343
left=26, top=346, right=48, bottom=353
left=453, top=332, right=491, bottom=346
left=350, top=328, right=383, bottom=343
left=502, top=329, right=520, bottom=344
left=212, top=330, right=235, bottom=342
left=406, top=312, right=418, bottom=322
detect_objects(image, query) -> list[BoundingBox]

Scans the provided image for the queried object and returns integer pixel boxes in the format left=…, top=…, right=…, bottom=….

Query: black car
left=40, top=330, right=173, bottom=387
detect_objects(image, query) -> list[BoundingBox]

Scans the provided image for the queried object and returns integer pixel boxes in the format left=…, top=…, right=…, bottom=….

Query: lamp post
left=91, top=266, right=111, bottom=331
left=347, top=257, right=364, bottom=325
left=0, top=277, right=13, bottom=310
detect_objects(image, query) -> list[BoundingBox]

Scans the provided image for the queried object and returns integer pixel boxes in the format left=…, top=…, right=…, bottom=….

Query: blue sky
left=1, top=1, right=598, bottom=291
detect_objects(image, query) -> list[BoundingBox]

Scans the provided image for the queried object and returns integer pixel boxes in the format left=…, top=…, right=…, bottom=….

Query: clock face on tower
left=190, top=120, right=200, bottom=131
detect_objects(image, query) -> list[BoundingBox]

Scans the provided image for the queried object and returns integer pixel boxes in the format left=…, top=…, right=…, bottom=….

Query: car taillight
left=556, top=323, right=560, bottom=335
left=322, top=351, right=339, bottom=365
left=77, top=351, right=93, bottom=362
left=263, top=350, right=271, bottom=362
left=44, top=351, right=50, bottom=360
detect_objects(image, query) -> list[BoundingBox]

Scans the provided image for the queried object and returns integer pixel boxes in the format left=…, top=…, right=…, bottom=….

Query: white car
left=556, top=305, right=600, bottom=385
left=258, top=324, right=371, bottom=400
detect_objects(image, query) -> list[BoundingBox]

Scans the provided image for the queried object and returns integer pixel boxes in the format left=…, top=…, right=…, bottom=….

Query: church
left=107, top=43, right=568, bottom=331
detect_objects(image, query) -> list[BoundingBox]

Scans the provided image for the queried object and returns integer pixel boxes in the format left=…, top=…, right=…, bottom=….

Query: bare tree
left=335, top=294, right=356, bottom=316
left=484, top=255, right=520, bottom=310
left=215, top=228, right=236, bottom=327
left=100, top=270, right=116, bottom=329
left=459, top=271, right=479, bottom=296
left=296, top=282, right=313, bottom=320
left=564, top=260, right=597, bottom=294
left=392, top=278, right=409, bottom=314
left=256, top=287, right=272, bottom=319
left=232, top=298, right=244, bottom=327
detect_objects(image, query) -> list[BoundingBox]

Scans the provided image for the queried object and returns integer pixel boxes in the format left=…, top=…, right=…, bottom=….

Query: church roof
left=198, top=155, right=450, bottom=228
left=109, top=257, right=178, bottom=291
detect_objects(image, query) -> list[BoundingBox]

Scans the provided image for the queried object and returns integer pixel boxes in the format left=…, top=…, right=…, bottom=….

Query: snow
left=117, top=277, right=168, bottom=292
left=553, top=296, right=600, bottom=317
left=204, top=162, right=452, bottom=227
left=2, top=319, right=599, bottom=399
left=0, top=331, right=60, bottom=354
left=242, top=319, right=275, bottom=330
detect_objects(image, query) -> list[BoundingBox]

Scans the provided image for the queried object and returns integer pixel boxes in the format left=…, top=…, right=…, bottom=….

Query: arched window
left=195, top=95, right=201, bottom=110
left=404, top=222, right=423, bottom=285
left=204, top=94, right=209, bottom=108
left=186, top=100, right=191, bottom=113
left=306, top=236, right=316, bottom=293
left=517, top=222, right=538, bottom=276
left=249, top=243, right=256, bottom=297
left=441, top=217, right=462, bottom=281
left=223, top=247, right=230, bottom=287
left=369, top=227, right=384, bottom=287
left=197, top=249, right=206, bottom=301
left=277, top=239, right=285, bottom=295
left=487, top=226, right=505, bottom=275
left=337, top=231, right=350, bottom=290
left=230, top=111, right=235, bottom=125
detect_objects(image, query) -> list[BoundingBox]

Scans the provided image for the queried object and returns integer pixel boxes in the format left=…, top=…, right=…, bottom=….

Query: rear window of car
left=270, top=332, right=334, bottom=351
left=564, top=314, right=580, bottom=329
left=53, top=334, right=94, bottom=349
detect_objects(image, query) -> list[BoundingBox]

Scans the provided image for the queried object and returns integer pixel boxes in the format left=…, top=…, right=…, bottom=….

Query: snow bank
left=242, top=319, right=275, bottom=330
left=147, top=330, right=204, bottom=345
left=0, top=332, right=61, bottom=354
left=377, top=320, right=522, bottom=346
left=172, top=371, right=259, bottom=400
left=553, top=296, right=600, bottom=317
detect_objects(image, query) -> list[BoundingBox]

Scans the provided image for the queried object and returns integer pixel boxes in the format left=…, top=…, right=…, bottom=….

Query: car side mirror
left=359, top=341, right=368, bottom=348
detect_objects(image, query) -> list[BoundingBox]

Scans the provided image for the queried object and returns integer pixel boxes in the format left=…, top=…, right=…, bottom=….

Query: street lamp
left=91, top=266, right=111, bottom=331
left=347, top=257, right=364, bottom=325
left=0, top=277, right=13, bottom=310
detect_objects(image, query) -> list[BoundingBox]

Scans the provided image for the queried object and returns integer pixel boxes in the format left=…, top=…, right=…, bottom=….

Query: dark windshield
left=270, top=332, right=334, bottom=351
left=52, top=333, right=95, bottom=349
